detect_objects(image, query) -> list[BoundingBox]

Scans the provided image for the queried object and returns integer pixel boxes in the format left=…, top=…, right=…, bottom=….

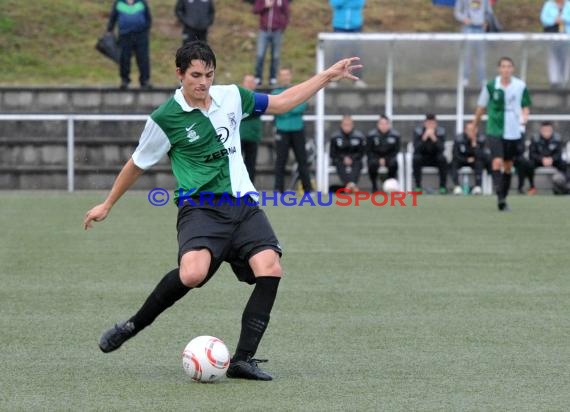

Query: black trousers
left=182, top=27, right=208, bottom=44
left=334, top=158, right=362, bottom=186
left=413, top=153, right=448, bottom=188
left=241, top=141, right=259, bottom=184
left=516, top=157, right=568, bottom=189
left=118, top=30, right=150, bottom=86
left=274, top=130, right=312, bottom=193
left=368, top=156, right=398, bottom=190
left=450, top=157, right=490, bottom=187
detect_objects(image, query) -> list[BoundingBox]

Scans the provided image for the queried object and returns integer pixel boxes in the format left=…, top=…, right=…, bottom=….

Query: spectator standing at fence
left=330, top=115, right=365, bottom=192
left=330, top=0, right=365, bottom=31
left=471, top=57, right=531, bottom=211
left=366, top=115, right=400, bottom=193
left=240, top=74, right=263, bottom=184
left=517, top=121, right=567, bottom=195
left=451, top=122, right=491, bottom=195
left=329, top=0, right=367, bottom=88
left=540, top=0, right=570, bottom=89
left=253, top=0, right=290, bottom=88
left=175, top=0, right=215, bottom=45
left=272, top=67, right=313, bottom=194
left=107, top=0, right=152, bottom=90
left=412, top=114, right=448, bottom=194
left=454, top=0, right=494, bottom=87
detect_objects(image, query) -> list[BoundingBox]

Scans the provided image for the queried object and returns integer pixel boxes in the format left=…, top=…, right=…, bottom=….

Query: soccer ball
left=382, top=178, right=400, bottom=193
left=182, top=336, right=230, bottom=383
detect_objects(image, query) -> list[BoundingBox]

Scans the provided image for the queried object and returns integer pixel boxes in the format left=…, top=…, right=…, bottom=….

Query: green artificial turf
left=1, top=192, right=569, bottom=411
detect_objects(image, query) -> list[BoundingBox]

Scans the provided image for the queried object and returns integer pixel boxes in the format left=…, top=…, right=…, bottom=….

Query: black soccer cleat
left=226, top=357, right=273, bottom=381
left=98, top=321, right=136, bottom=353
left=497, top=198, right=510, bottom=212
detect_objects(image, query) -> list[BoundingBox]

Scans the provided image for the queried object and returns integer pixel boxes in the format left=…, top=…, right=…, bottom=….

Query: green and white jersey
left=132, top=85, right=258, bottom=201
left=477, top=76, right=532, bottom=140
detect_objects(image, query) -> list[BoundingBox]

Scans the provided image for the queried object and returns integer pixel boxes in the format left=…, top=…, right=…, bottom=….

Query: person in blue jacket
left=329, top=0, right=367, bottom=87
left=540, top=0, right=570, bottom=88
left=107, top=0, right=152, bottom=89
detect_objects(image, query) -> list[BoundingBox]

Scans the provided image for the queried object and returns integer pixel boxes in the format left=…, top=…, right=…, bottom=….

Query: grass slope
left=1, top=192, right=569, bottom=410
left=0, top=0, right=543, bottom=86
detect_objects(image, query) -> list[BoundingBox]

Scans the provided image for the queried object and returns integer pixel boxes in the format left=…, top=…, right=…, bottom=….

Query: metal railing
left=0, top=114, right=147, bottom=192
left=2, top=112, right=570, bottom=192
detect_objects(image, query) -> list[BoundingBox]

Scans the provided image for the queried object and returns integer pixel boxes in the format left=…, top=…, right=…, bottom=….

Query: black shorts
left=176, top=196, right=282, bottom=285
left=487, top=136, right=522, bottom=161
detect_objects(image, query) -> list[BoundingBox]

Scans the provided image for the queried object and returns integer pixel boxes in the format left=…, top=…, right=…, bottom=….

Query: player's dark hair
left=176, top=41, right=217, bottom=73
left=541, top=121, right=553, bottom=127
left=425, top=113, right=437, bottom=121
left=497, top=56, right=514, bottom=66
left=380, top=114, right=390, bottom=122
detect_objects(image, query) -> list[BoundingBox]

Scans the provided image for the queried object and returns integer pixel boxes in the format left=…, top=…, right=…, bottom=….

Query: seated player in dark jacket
left=412, top=113, right=448, bottom=194
left=451, top=122, right=491, bottom=195
left=330, top=114, right=366, bottom=192
left=366, top=114, right=400, bottom=192
left=516, top=121, right=567, bottom=195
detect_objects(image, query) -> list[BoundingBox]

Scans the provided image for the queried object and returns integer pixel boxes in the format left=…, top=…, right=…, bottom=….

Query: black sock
left=502, top=173, right=512, bottom=199
left=233, top=276, right=281, bottom=362
left=129, top=268, right=191, bottom=331
left=492, top=170, right=503, bottom=198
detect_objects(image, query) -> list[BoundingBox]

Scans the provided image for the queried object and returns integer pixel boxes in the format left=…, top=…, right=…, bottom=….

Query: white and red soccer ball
left=182, top=335, right=230, bottom=383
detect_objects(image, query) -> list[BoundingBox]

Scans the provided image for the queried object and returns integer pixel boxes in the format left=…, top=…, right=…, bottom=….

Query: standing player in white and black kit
left=471, top=57, right=532, bottom=211
left=83, top=41, right=362, bottom=381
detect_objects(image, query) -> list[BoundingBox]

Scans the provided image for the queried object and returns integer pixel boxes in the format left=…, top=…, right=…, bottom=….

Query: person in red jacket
left=252, top=0, right=290, bottom=87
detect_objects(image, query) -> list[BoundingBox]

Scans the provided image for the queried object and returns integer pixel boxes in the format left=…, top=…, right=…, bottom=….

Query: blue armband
left=253, top=93, right=269, bottom=115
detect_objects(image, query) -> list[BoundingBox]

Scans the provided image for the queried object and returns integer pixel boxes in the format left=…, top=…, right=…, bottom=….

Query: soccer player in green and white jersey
left=471, top=57, right=532, bottom=211
left=83, top=41, right=362, bottom=380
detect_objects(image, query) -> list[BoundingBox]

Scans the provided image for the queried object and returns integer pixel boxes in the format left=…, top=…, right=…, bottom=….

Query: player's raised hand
left=327, top=57, right=362, bottom=83
left=84, top=203, right=110, bottom=230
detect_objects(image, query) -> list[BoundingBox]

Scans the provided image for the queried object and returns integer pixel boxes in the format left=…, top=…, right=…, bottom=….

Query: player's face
left=540, top=125, right=554, bottom=139
left=341, top=117, right=353, bottom=134
left=378, top=118, right=390, bottom=133
left=177, top=60, right=215, bottom=105
left=498, top=60, right=514, bottom=80
left=278, top=69, right=292, bottom=86
left=242, top=75, right=257, bottom=91
left=424, top=119, right=437, bottom=130
left=465, top=123, right=477, bottom=139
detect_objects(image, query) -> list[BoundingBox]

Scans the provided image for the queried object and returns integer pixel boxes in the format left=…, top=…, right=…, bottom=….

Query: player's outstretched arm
left=266, top=57, right=362, bottom=115
left=83, top=158, right=144, bottom=230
